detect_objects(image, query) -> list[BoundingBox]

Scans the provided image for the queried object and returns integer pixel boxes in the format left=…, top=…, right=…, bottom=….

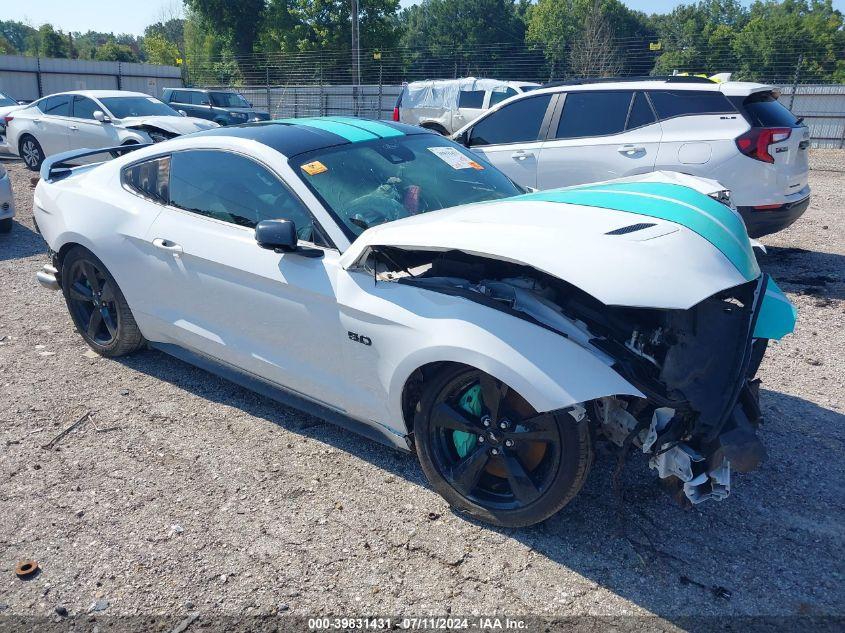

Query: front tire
left=61, top=247, right=144, bottom=357
left=19, top=135, right=44, bottom=171
left=414, top=366, right=593, bottom=527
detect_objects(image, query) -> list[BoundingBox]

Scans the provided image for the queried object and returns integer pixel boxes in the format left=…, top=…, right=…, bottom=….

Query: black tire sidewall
left=414, top=365, right=593, bottom=528
left=61, top=247, right=139, bottom=357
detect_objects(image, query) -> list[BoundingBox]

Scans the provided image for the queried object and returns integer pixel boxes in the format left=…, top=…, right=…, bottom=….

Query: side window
left=123, top=156, right=170, bottom=203
left=648, top=90, right=736, bottom=120
left=469, top=94, right=552, bottom=146
left=626, top=91, right=657, bottom=130
left=169, top=91, right=189, bottom=104
left=43, top=95, right=71, bottom=117
left=555, top=91, right=633, bottom=139
left=191, top=92, right=210, bottom=106
left=169, top=150, right=321, bottom=242
left=458, top=90, right=485, bottom=109
left=71, top=96, right=100, bottom=120
left=489, top=87, right=518, bottom=107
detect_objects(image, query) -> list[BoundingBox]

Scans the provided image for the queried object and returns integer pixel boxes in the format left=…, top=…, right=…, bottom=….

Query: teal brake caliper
left=454, top=384, right=482, bottom=458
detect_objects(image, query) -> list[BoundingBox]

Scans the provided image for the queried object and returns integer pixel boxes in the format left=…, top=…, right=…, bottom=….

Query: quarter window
left=169, top=150, right=320, bottom=242
left=123, top=156, right=170, bottom=203
left=43, top=95, right=71, bottom=117
left=469, top=94, right=552, bottom=146
left=556, top=91, right=634, bottom=139
left=71, top=96, right=100, bottom=120
left=648, top=90, right=735, bottom=120
left=458, top=90, right=485, bottom=109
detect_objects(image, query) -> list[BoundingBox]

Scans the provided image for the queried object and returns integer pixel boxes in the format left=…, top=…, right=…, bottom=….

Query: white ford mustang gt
left=32, top=117, right=796, bottom=527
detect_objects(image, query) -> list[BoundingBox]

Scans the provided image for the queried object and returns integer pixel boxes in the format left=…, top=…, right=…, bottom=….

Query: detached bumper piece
left=36, top=264, right=60, bottom=291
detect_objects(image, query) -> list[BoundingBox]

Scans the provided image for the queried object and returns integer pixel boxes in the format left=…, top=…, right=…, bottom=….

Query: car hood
left=116, top=115, right=218, bottom=134
left=342, top=180, right=760, bottom=310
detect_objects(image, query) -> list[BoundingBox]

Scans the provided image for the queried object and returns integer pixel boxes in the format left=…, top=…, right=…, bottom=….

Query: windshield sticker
left=428, top=147, right=484, bottom=170
left=301, top=160, right=328, bottom=176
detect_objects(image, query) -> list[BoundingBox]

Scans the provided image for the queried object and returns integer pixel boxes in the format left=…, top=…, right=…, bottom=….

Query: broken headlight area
left=128, top=126, right=177, bottom=143
left=362, top=247, right=770, bottom=506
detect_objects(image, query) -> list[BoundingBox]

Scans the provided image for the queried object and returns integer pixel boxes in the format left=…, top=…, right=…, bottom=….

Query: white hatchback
left=6, top=90, right=218, bottom=171
left=453, top=77, right=811, bottom=237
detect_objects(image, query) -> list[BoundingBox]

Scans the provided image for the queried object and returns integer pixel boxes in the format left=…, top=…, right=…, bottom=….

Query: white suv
left=6, top=90, right=218, bottom=171
left=453, top=77, right=811, bottom=237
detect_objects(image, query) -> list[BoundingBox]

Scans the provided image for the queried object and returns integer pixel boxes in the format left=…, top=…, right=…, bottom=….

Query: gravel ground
left=0, top=153, right=843, bottom=629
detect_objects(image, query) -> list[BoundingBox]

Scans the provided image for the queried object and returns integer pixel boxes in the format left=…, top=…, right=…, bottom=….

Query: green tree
left=27, top=24, right=69, bottom=58
left=94, top=41, right=139, bottom=62
left=733, top=0, right=845, bottom=82
left=144, top=32, right=181, bottom=65
left=184, top=0, right=266, bottom=59
left=527, top=0, right=650, bottom=78
left=0, top=20, right=36, bottom=53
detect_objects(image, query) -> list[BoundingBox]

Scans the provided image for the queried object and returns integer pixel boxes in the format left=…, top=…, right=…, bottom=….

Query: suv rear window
left=648, top=90, right=735, bottom=120
left=742, top=92, right=799, bottom=127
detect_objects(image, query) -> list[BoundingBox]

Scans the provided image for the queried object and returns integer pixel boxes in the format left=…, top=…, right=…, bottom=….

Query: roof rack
left=541, top=75, right=716, bottom=88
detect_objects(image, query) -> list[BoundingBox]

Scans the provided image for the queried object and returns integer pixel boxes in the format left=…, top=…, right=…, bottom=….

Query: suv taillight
left=392, top=106, right=400, bottom=122
left=2, top=116, right=13, bottom=125
left=735, top=127, right=791, bottom=163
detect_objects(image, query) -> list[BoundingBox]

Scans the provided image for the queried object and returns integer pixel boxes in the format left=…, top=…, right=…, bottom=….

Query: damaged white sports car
left=33, top=118, right=796, bottom=527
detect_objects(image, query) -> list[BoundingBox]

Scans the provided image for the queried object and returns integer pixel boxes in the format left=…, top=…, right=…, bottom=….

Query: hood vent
left=605, top=222, right=657, bottom=236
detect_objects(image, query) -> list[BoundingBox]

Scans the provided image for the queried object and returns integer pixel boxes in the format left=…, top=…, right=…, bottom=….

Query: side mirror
left=457, top=130, right=470, bottom=146
left=93, top=110, right=110, bottom=123
left=178, top=109, right=187, bottom=117
left=256, top=218, right=297, bottom=252
left=17, top=100, right=27, bottom=105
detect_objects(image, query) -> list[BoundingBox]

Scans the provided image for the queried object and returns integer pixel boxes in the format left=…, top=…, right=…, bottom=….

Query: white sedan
left=0, top=162, right=15, bottom=233
left=32, top=118, right=796, bottom=526
left=7, top=90, right=218, bottom=171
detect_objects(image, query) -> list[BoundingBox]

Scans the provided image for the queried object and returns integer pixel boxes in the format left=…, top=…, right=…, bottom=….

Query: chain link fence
left=185, top=39, right=845, bottom=168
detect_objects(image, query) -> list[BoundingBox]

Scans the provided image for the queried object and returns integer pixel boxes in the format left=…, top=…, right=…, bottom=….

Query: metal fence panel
left=779, top=84, right=845, bottom=149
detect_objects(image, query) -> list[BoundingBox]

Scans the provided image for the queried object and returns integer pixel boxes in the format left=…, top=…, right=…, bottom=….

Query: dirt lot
left=0, top=153, right=843, bottom=629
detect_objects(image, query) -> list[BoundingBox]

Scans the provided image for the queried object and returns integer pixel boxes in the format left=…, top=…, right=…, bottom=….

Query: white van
left=392, top=77, right=539, bottom=135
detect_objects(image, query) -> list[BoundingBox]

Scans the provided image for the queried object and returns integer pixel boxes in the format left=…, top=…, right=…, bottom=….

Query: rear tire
left=414, top=365, right=593, bottom=527
left=0, top=217, right=11, bottom=233
left=19, top=135, right=44, bottom=171
left=61, top=247, right=144, bottom=357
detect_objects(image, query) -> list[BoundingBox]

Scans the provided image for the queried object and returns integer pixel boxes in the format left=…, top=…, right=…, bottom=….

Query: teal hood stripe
left=515, top=182, right=760, bottom=281
left=754, top=278, right=796, bottom=340
left=272, top=117, right=378, bottom=143
left=324, top=116, right=405, bottom=138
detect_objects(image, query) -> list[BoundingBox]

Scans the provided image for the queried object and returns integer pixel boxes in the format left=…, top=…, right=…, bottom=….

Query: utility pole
left=351, top=0, right=361, bottom=115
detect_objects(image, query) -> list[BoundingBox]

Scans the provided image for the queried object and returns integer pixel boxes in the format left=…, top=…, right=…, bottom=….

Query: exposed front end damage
left=125, top=125, right=178, bottom=143
left=354, top=246, right=787, bottom=506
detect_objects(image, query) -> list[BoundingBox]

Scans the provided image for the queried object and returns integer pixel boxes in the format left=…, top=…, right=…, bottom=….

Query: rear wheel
left=61, top=247, right=144, bottom=357
left=414, top=365, right=593, bottom=527
left=19, top=135, right=44, bottom=171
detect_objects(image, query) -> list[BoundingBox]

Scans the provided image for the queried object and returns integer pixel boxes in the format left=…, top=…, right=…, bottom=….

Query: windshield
left=0, top=92, right=15, bottom=107
left=210, top=92, right=250, bottom=108
left=292, top=133, right=522, bottom=239
left=100, top=96, right=179, bottom=119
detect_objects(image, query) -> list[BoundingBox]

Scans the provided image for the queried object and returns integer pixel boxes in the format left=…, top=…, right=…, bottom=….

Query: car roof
left=529, top=78, right=773, bottom=97
left=41, top=90, right=154, bottom=100
left=190, top=117, right=433, bottom=158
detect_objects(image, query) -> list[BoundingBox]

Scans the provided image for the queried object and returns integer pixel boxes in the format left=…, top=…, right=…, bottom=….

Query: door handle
left=69, top=125, right=78, bottom=131
left=152, top=238, right=183, bottom=256
left=618, top=144, right=645, bottom=155
left=511, top=150, right=533, bottom=161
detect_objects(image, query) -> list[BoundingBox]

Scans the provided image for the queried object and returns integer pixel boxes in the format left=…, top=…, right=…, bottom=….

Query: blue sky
left=9, top=0, right=845, bottom=36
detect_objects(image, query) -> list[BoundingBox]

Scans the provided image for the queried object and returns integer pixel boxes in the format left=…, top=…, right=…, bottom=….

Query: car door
left=463, top=93, right=554, bottom=189
left=167, top=90, right=195, bottom=117
left=67, top=95, right=120, bottom=150
left=32, top=94, right=73, bottom=155
left=536, top=90, right=661, bottom=189
left=189, top=91, right=214, bottom=121
left=138, top=149, right=348, bottom=407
